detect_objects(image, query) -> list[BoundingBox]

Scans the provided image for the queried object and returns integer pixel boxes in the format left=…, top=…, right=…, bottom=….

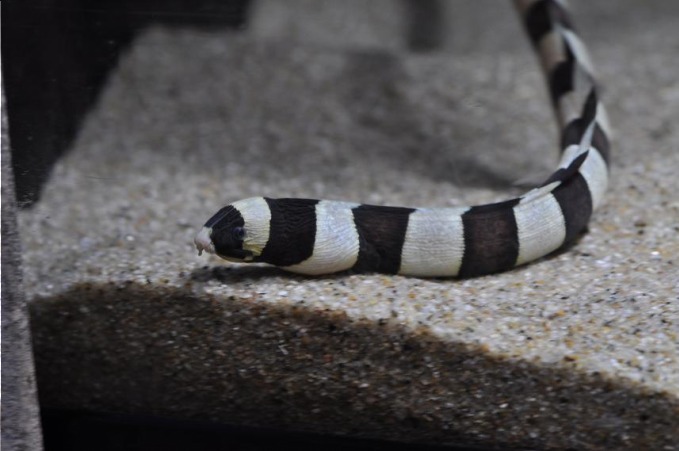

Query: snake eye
left=232, top=226, right=245, bottom=241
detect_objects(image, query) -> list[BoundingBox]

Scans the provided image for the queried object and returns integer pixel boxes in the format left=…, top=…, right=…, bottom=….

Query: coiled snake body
left=195, top=0, right=611, bottom=277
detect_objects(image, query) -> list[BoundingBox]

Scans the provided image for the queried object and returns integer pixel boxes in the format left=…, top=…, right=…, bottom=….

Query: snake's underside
left=195, top=0, right=611, bottom=278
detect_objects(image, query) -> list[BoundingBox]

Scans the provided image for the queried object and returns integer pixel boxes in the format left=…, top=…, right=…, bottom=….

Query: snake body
left=195, top=0, right=611, bottom=277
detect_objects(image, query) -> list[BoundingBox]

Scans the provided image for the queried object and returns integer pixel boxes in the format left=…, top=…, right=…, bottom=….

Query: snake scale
left=195, top=0, right=611, bottom=278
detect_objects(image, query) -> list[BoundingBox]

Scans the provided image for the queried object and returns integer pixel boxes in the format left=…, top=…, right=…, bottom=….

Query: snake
left=194, top=0, right=611, bottom=278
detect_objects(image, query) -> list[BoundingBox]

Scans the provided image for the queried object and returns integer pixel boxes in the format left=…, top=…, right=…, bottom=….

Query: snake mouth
left=194, top=227, right=215, bottom=256
left=195, top=226, right=256, bottom=262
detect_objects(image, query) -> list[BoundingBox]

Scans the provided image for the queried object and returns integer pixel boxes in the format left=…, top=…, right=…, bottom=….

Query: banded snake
left=195, top=0, right=611, bottom=278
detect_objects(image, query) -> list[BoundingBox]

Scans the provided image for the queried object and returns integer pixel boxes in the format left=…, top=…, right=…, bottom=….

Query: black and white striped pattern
left=195, top=0, right=611, bottom=278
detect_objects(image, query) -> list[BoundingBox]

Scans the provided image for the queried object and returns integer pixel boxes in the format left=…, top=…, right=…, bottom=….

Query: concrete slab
left=2, top=87, right=43, bottom=450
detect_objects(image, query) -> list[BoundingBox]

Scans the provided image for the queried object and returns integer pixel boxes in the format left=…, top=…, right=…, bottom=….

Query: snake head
left=195, top=198, right=271, bottom=263
left=194, top=204, right=255, bottom=262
